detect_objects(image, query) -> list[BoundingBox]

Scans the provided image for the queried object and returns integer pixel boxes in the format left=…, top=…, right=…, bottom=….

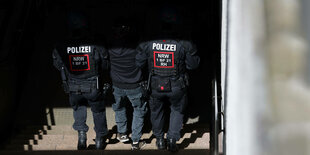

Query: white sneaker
left=131, top=141, right=146, bottom=150
left=117, top=133, right=129, bottom=143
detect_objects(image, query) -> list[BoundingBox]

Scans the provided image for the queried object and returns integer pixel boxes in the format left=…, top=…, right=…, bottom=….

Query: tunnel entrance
left=0, top=0, right=222, bottom=153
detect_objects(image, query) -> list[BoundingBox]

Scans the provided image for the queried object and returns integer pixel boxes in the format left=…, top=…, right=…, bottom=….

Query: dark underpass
left=0, top=0, right=221, bottom=154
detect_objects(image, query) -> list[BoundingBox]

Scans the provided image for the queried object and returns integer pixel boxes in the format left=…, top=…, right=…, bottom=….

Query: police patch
left=153, top=51, right=174, bottom=68
left=69, top=54, right=90, bottom=71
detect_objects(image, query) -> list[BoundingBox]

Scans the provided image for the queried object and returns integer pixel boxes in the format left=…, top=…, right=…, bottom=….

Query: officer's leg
left=69, top=94, right=88, bottom=150
left=112, top=87, right=128, bottom=136
left=86, top=90, right=108, bottom=150
left=166, top=87, right=187, bottom=152
left=89, top=100, right=108, bottom=150
left=167, top=89, right=187, bottom=141
left=149, top=93, right=165, bottom=139
left=127, top=87, right=147, bottom=143
left=88, top=100, right=108, bottom=138
left=70, top=94, right=89, bottom=132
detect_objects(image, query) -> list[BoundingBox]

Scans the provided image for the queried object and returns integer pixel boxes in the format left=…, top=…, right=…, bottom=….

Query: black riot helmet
left=158, top=5, right=182, bottom=38
left=66, top=9, right=90, bottom=39
left=151, top=4, right=182, bottom=39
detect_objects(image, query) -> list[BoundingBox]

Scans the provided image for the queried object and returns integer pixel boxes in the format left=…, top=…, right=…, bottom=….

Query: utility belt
left=151, top=74, right=189, bottom=92
left=65, top=76, right=99, bottom=94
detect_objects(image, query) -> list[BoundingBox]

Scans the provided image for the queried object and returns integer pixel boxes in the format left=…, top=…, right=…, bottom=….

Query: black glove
left=140, top=81, right=150, bottom=103
left=102, top=83, right=111, bottom=97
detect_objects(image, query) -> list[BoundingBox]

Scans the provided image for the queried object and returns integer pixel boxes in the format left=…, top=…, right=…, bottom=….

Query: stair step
left=13, top=134, right=43, bottom=142
left=5, top=133, right=210, bottom=151
left=9, top=139, right=36, bottom=145
left=184, top=136, right=209, bottom=149
left=0, top=150, right=209, bottom=155
left=4, top=144, right=28, bottom=150
left=5, top=119, right=209, bottom=151
left=31, top=144, right=57, bottom=150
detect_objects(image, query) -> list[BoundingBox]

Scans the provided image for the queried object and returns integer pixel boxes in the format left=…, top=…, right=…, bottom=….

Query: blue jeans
left=112, top=86, right=147, bottom=142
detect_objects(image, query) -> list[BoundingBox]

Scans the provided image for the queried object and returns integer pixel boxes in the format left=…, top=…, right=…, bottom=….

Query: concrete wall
left=222, top=0, right=310, bottom=154
left=266, top=0, right=310, bottom=154
left=222, top=0, right=269, bottom=154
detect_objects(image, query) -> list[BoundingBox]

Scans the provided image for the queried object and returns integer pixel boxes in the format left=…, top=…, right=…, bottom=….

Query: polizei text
left=67, top=46, right=91, bottom=54
left=152, top=43, right=176, bottom=51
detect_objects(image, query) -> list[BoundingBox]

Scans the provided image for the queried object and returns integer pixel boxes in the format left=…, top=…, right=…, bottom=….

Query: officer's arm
left=183, top=41, right=200, bottom=70
left=135, top=42, right=148, bottom=68
left=52, top=49, right=64, bottom=71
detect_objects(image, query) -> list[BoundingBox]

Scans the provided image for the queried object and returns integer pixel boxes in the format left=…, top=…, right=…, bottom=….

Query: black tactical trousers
left=69, top=90, right=108, bottom=138
left=149, top=85, right=187, bottom=141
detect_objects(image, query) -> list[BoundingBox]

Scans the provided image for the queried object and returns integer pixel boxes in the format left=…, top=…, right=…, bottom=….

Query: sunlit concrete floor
left=1, top=106, right=214, bottom=154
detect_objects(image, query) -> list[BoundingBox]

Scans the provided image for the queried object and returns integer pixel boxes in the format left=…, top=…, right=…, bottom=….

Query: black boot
left=95, top=136, right=106, bottom=150
left=156, top=138, right=166, bottom=150
left=77, top=131, right=87, bottom=150
left=167, top=138, right=178, bottom=152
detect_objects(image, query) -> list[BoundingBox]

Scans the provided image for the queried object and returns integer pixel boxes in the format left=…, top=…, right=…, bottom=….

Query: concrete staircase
left=4, top=124, right=209, bottom=151
left=1, top=107, right=210, bottom=154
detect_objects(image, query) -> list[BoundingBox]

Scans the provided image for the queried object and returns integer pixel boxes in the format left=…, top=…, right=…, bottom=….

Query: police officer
left=135, top=6, right=200, bottom=152
left=52, top=10, right=109, bottom=150
left=108, top=17, right=147, bottom=150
